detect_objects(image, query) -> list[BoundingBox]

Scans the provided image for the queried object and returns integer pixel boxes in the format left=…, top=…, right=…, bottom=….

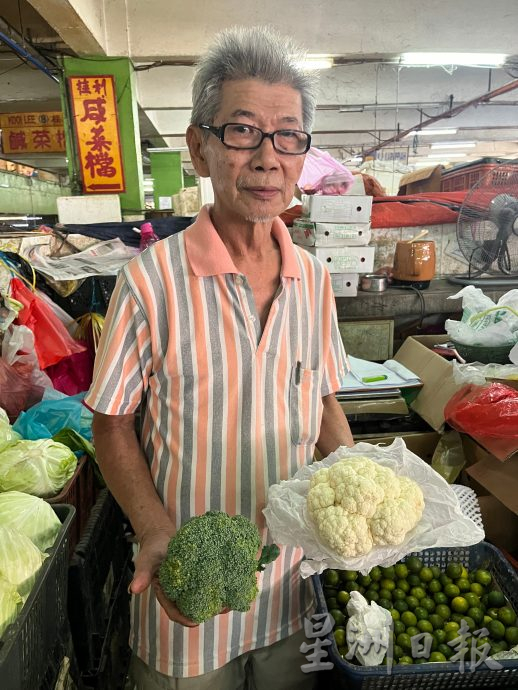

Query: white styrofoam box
left=331, top=273, right=358, bottom=297
left=304, top=246, right=375, bottom=273
left=57, top=195, right=122, bottom=224
left=301, top=194, right=372, bottom=223
left=292, top=218, right=371, bottom=247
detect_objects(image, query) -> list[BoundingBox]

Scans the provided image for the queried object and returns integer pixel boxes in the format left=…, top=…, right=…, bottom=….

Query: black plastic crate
left=312, top=542, right=518, bottom=689
left=0, top=505, right=75, bottom=690
left=80, top=555, right=133, bottom=690
left=68, top=489, right=132, bottom=672
left=39, top=620, right=79, bottom=690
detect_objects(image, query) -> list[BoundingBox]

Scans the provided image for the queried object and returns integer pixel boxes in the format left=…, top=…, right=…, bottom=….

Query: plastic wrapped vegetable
left=0, top=439, right=77, bottom=497
left=0, top=407, right=21, bottom=452
left=0, top=575, right=23, bottom=639
left=0, top=491, right=61, bottom=551
left=0, top=526, right=47, bottom=600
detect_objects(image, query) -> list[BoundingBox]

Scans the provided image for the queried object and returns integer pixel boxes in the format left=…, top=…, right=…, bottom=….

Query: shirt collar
left=184, top=205, right=301, bottom=279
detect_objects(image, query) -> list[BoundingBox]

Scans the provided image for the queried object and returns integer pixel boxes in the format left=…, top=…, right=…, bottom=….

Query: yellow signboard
left=0, top=111, right=66, bottom=154
left=68, top=75, right=126, bottom=194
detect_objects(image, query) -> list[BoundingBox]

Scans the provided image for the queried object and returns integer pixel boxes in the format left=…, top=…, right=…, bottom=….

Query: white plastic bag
left=446, top=286, right=518, bottom=347
left=346, top=591, right=392, bottom=666
left=263, top=438, right=484, bottom=577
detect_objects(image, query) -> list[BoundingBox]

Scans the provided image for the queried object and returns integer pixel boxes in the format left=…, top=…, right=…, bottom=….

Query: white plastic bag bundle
left=446, top=286, right=518, bottom=347
left=346, top=591, right=392, bottom=666
left=263, top=438, right=484, bottom=577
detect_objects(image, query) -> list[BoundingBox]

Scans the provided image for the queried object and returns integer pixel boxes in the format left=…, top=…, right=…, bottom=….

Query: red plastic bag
left=44, top=346, right=94, bottom=396
left=9, top=278, right=86, bottom=369
left=444, top=382, right=518, bottom=460
left=0, top=357, right=44, bottom=421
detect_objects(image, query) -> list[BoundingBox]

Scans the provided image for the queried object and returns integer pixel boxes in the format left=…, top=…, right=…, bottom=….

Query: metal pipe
left=0, top=30, right=59, bottom=83
left=361, top=78, right=518, bottom=157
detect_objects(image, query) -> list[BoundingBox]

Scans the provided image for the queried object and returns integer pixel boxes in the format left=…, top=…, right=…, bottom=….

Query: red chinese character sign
left=68, top=75, right=126, bottom=194
left=0, top=112, right=66, bottom=154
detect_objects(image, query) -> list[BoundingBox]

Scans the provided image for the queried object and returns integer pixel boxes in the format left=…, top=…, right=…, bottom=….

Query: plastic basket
left=47, top=454, right=99, bottom=556
left=68, top=489, right=132, bottom=673
left=312, top=542, right=518, bottom=689
left=452, top=340, right=512, bottom=365
left=440, top=159, right=514, bottom=192
left=0, top=505, right=75, bottom=690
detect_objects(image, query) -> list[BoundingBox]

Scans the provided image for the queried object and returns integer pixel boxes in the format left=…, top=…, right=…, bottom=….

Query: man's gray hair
left=190, top=26, right=317, bottom=132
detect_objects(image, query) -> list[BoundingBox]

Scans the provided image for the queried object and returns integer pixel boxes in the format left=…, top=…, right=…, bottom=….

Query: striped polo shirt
left=85, top=205, right=347, bottom=677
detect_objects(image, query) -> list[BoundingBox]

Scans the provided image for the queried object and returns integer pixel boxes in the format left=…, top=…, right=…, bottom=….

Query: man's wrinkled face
left=190, top=79, right=306, bottom=224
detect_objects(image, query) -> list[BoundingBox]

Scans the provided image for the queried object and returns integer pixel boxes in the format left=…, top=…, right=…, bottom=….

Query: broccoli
left=158, top=511, right=280, bottom=624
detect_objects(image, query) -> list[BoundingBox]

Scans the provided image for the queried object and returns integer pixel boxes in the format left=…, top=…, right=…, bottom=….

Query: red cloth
left=371, top=192, right=468, bottom=228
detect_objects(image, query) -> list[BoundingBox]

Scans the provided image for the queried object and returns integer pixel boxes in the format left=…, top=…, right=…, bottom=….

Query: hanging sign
left=0, top=111, right=66, bottom=154
left=68, top=75, right=126, bottom=194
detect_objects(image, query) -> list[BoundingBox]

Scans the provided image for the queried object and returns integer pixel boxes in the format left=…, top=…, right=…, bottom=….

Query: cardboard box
left=331, top=273, right=358, bottom=297
left=353, top=431, right=440, bottom=464
left=301, top=194, right=373, bottom=223
left=477, top=495, right=518, bottom=552
left=465, top=445, right=518, bottom=516
left=393, top=334, right=463, bottom=431
left=398, top=165, right=443, bottom=195
left=340, top=397, right=408, bottom=417
left=292, top=219, right=371, bottom=247
left=303, top=245, right=375, bottom=273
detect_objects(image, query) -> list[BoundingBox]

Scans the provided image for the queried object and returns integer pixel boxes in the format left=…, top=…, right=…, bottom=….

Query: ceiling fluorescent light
left=401, top=53, right=507, bottom=67
left=295, top=57, right=334, bottom=70
left=427, top=152, right=467, bottom=158
left=404, top=128, right=457, bottom=137
left=430, top=142, right=476, bottom=149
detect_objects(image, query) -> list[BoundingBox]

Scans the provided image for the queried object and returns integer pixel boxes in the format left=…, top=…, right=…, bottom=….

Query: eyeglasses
left=199, top=122, right=311, bottom=155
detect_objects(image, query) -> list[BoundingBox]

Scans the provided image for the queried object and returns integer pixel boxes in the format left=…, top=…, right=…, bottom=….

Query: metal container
left=360, top=274, right=388, bottom=292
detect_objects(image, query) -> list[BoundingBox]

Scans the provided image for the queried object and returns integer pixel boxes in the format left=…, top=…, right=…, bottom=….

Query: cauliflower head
left=307, top=456, right=424, bottom=558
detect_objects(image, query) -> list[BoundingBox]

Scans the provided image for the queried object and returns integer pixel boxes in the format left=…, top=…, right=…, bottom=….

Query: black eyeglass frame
left=199, top=122, right=311, bottom=155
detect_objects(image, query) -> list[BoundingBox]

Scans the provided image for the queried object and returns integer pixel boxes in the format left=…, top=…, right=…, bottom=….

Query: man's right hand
left=130, top=528, right=199, bottom=628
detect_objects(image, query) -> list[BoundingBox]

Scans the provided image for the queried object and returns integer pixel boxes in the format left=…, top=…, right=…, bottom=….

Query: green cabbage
left=0, top=526, right=47, bottom=600
left=0, top=575, right=23, bottom=639
left=0, top=407, right=21, bottom=453
left=0, top=491, right=61, bottom=552
left=0, top=439, right=77, bottom=497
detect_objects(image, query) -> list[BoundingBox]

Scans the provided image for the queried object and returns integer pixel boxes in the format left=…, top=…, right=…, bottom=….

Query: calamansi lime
left=396, top=633, right=412, bottom=651
left=419, top=567, right=434, bottom=583
left=444, top=583, right=460, bottom=599
left=474, top=569, right=492, bottom=587
left=456, top=578, right=471, bottom=593
left=421, top=598, right=436, bottom=613
left=429, top=614, right=444, bottom=630
left=406, top=556, right=424, bottom=573
left=446, top=562, right=463, bottom=579
left=505, top=627, right=518, bottom=645
left=417, top=619, right=433, bottom=634
left=394, top=563, right=409, bottom=579
left=405, top=596, right=419, bottom=610
left=324, top=570, right=341, bottom=586
left=435, top=604, right=451, bottom=621
left=467, top=607, right=484, bottom=625
left=451, top=597, right=469, bottom=614
left=498, top=606, right=517, bottom=626
left=429, top=651, right=447, bottom=662
left=401, top=611, right=417, bottom=627
left=428, top=579, right=442, bottom=594
left=487, top=590, right=506, bottom=608
left=488, top=619, right=506, bottom=640
left=470, top=583, right=484, bottom=597
left=369, top=566, right=382, bottom=581
left=334, top=628, right=346, bottom=646
left=341, top=569, right=358, bottom=582
left=337, top=590, right=350, bottom=605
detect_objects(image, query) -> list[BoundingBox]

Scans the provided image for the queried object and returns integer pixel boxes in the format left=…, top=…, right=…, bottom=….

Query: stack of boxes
left=291, top=194, right=374, bottom=297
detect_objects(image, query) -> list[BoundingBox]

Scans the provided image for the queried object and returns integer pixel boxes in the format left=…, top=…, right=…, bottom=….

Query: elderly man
left=86, top=25, right=353, bottom=690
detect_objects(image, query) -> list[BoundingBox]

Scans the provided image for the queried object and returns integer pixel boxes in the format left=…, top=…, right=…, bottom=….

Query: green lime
left=408, top=574, right=421, bottom=587
left=396, top=632, right=412, bottom=651
left=398, top=655, right=414, bottom=664
left=369, top=566, right=382, bottom=581
left=483, top=615, right=493, bottom=626
left=417, top=619, right=433, bottom=634
left=401, top=611, right=417, bottom=627
left=435, top=604, right=451, bottom=621
left=326, top=597, right=338, bottom=609
left=324, top=570, right=341, bottom=586
left=451, top=597, right=469, bottom=614
left=445, top=629, right=461, bottom=643
left=337, top=590, right=350, bottom=606
left=345, top=581, right=361, bottom=592
left=437, top=643, right=453, bottom=659
left=475, top=636, right=490, bottom=649
left=474, top=569, right=492, bottom=587
left=429, top=614, right=444, bottom=630
left=419, top=567, right=434, bottom=583
left=406, top=626, right=419, bottom=638
left=462, top=616, right=476, bottom=632
left=393, top=644, right=404, bottom=661
left=467, top=607, right=484, bottom=625
left=444, top=621, right=460, bottom=633
left=446, top=562, right=463, bottom=580
left=490, top=640, right=508, bottom=655
left=429, top=651, right=447, bottom=662
left=378, top=598, right=392, bottom=610
left=341, top=569, right=358, bottom=582
left=379, top=588, right=393, bottom=601
left=369, top=582, right=380, bottom=592
left=406, top=556, right=424, bottom=573
left=470, top=583, right=484, bottom=597
left=397, top=579, right=410, bottom=593
left=323, top=587, right=338, bottom=599
left=505, top=627, right=518, bottom=645
left=488, top=607, right=500, bottom=620
left=487, top=590, right=506, bottom=608
left=488, top=619, right=506, bottom=640
left=444, top=584, right=460, bottom=599
left=364, top=589, right=379, bottom=603
left=414, top=606, right=429, bottom=621
left=498, top=606, right=517, bottom=626
left=380, top=565, right=396, bottom=579
left=405, top=596, right=419, bottom=610
left=393, top=588, right=407, bottom=601
left=394, top=600, right=409, bottom=613
left=440, top=574, right=453, bottom=587
left=428, top=579, right=442, bottom=594
left=431, top=566, right=441, bottom=579
left=456, top=578, right=471, bottom=593
left=329, top=609, right=346, bottom=626
left=390, top=609, right=400, bottom=621
left=334, top=628, right=346, bottom=646
left=410, top=587, right=426, bottom=600
left=395, top=563, right=409, bottom=579
left=394, top=620, right=406, bottom=636
left=434, top=592, right=448, bottom=606
left=420, top=598, right=436, bottom=613
left=464, top=593, right=480, bottom=608
left=358, top=574, right=372, bottom=587
left=433, top=629, right=447, bottom=644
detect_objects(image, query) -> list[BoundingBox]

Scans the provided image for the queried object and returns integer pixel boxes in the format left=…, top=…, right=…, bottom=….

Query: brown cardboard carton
left=477, top=495, right=518, bottom=552
left=353, top=431, right=440, bottom=463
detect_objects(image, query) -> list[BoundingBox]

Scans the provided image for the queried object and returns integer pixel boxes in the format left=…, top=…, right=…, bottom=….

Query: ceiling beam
left=26, top=0, right=105, bottom=55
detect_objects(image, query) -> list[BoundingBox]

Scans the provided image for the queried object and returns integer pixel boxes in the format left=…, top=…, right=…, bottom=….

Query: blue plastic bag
left=13, top=393, right=93, bottom=441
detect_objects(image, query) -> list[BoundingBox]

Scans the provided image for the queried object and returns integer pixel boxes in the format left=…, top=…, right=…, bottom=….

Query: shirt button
left=249, top=315, right=256, bottom=323
left=235, top=275, right=243, bottom=285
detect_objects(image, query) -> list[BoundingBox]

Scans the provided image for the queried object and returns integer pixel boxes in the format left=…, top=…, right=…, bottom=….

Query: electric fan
left=448, top=160, right=518, bottom=287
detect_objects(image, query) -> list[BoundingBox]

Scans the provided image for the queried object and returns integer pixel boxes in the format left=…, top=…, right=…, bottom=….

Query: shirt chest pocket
left=288, top=364, right=322, bottom=445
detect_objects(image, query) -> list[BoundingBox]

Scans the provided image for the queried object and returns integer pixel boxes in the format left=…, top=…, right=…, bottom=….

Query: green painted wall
left=150, top=151, right=184, bottom=210
left=184, top=173, right=197, bottom=188
left=0, top=171, right=71, bottom=215
left=61, top=56, right=145, bottom=214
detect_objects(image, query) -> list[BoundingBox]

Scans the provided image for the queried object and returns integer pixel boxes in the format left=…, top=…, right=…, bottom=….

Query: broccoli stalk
left=158, top=511, right=280, bottom=624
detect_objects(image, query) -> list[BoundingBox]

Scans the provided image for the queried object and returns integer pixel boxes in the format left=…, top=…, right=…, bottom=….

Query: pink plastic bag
left=44, top=346, right=94, bottom=396
left=0, top=357, right=44, bottom=421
